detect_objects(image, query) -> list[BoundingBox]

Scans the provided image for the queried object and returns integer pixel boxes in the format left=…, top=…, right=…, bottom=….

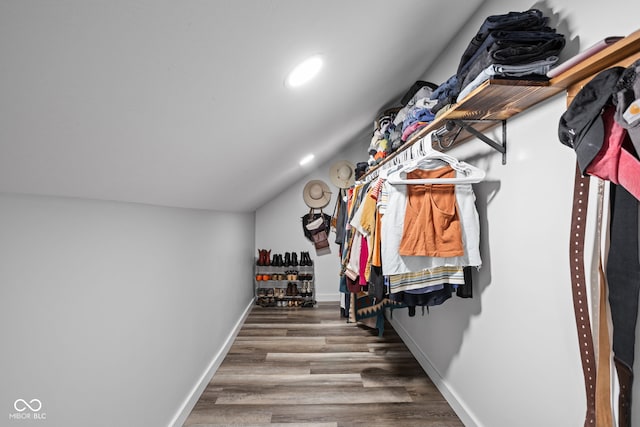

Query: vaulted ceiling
left=0, top=0, right=485, bottom=211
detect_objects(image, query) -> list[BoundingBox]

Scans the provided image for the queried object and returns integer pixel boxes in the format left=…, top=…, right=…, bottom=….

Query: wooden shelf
left=366, top=28, right=640, bottom=175
left=445, top=79, right=560, bottom=121
left=368, top=78, right=560, bottom=172
left=551, top=28, right=640, bottom=93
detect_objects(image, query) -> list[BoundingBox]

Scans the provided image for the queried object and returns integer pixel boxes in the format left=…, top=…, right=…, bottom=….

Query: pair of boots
left=257, top=249, right=271, bottom=266
left=272, top=252, right=298, bottom=267
left=299, top=251, right=313, bottom=266
left=286, top=282, right=299, bottom=296
left=271, top=253, right=284, bottom=267
left=284, top=252, right=298, bottom=267
left=291, top=252, right=298, bottom=266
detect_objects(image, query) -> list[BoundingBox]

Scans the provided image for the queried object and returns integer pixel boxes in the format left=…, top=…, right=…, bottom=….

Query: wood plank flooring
left=183, top=302, right=463, bottom=427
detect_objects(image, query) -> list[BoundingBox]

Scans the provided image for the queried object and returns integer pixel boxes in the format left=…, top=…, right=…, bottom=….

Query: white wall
left=255, top=1, right=640, bottom=426
left=0, top=193, right=255, bottom=427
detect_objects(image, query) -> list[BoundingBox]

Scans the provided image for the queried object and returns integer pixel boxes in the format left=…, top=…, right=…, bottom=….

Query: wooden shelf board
left=550, top=29, right=640, bottom=90
left=447, top=80, right=562, bottom=120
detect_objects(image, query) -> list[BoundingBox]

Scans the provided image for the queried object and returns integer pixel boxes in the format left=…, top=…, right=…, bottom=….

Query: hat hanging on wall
left=558, top=66, right=625, bottom=174
left=303, top=179, right=332, bottom=209
left=329, top=160, right=355, bottom=189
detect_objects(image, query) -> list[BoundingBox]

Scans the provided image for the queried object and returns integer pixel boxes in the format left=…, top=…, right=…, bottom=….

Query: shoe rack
left=255, top=250, right=316, bottom=308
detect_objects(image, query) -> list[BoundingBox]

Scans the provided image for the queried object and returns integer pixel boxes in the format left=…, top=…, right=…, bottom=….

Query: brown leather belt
left=568, top=164, right=597, bottom=426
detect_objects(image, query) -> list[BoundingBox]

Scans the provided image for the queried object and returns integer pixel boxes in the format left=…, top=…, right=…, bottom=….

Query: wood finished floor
left=183, top=302, right=463, bottom=427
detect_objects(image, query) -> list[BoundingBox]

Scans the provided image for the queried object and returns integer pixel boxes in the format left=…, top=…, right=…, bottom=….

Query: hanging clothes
left=398, top=166, right=465, bottom=257
left=380, top=160, right=482, bottom=276
left=336, top=147, right=484, bottom=331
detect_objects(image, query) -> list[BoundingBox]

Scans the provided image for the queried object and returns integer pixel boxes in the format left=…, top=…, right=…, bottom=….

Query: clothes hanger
left=386, top=137, right=486, bottom=185
left=378, top=156, right=405, bottom=180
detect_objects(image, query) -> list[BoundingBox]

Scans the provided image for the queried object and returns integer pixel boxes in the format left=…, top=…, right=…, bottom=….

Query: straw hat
left=303, top=180, right=332, bottom=208
left=329, top=160, right=355, bottom=188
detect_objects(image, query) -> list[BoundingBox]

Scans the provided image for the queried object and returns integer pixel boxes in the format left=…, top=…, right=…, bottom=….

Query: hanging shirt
left=354, top=179, right=382, bottom=281
left=340, top=184, right=362, bottom=275
left=388, top=265, right=465, bottom=294
left=398, top=166, right=464, bottom=257
left=381, top=172, right=481, bottom=276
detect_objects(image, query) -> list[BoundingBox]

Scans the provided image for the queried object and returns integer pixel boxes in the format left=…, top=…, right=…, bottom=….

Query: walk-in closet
left=3, top=1, right=640, bottom=427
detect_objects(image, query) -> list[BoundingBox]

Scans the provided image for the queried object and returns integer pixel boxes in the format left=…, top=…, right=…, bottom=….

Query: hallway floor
left=183, top=301, right=463, bottom=427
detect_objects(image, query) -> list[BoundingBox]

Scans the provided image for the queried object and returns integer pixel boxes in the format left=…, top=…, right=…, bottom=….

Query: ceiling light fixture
left=286, top=55, right=323, bottom=88
left=299, top=154, right=315, bottom=166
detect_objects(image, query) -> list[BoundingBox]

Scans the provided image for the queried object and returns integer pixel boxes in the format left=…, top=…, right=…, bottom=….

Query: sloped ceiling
left=0, top=0, right=484, bottom=212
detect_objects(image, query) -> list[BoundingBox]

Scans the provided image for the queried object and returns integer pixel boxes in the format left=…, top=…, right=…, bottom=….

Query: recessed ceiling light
left=286, top=55, right=323, bottom=88
left=299, top=154, right=315, bottom=166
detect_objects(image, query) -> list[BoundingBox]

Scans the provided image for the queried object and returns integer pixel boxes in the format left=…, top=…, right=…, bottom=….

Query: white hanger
left=378, top=158, right=405, bottom=180
left=386, top=138, right=485, bottom=185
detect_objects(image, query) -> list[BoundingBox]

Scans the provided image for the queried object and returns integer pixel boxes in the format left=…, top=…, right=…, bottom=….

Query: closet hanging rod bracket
left=450, top=119, right=507, bottom=165
left=432, top=119, right=508, bottom=165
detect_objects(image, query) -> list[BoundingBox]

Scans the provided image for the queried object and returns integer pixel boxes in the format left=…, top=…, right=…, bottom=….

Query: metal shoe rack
left=254, top=251, right=316, bottom=308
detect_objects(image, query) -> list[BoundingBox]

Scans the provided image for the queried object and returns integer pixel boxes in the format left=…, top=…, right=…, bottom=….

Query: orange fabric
left=595, top=260, right=613, bottom=426
left=371, top=212, right=383, bottom=268
left=398, top=166, right=464, bottom=257
left=358, top=186, right=378, bottom=237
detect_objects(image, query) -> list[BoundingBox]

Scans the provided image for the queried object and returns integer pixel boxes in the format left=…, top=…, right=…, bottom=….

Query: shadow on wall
left=452, top=149, right=502, bottom=319
left=384, top=148, right=503, bottom=375
left=531, top=0, right=580, bottom=62
left=472, top=178, right=501, bottom=297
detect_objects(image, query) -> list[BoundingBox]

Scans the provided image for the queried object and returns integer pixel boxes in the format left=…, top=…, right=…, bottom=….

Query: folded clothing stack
left=432, top=8, right=566, bottom=114
left=367, top=81, right=440, bottom=165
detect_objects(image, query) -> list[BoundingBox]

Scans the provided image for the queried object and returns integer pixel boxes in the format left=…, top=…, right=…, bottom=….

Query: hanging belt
left=568, top=164, right=597, bottom=426
left=593, top=179, right=613, bottom=426
left=607, top=184, right=640, bottom=427
left=571, top=170, right=640, bottom=427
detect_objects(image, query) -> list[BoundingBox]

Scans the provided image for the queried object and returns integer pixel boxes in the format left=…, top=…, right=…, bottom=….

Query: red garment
left=586, top=105, right=640, bottom=200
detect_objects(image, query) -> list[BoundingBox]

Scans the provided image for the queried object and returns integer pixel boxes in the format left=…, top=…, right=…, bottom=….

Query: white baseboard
left=168, top=298, right=255, bottom=427
left=387, top=315, right=480, bottom=427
